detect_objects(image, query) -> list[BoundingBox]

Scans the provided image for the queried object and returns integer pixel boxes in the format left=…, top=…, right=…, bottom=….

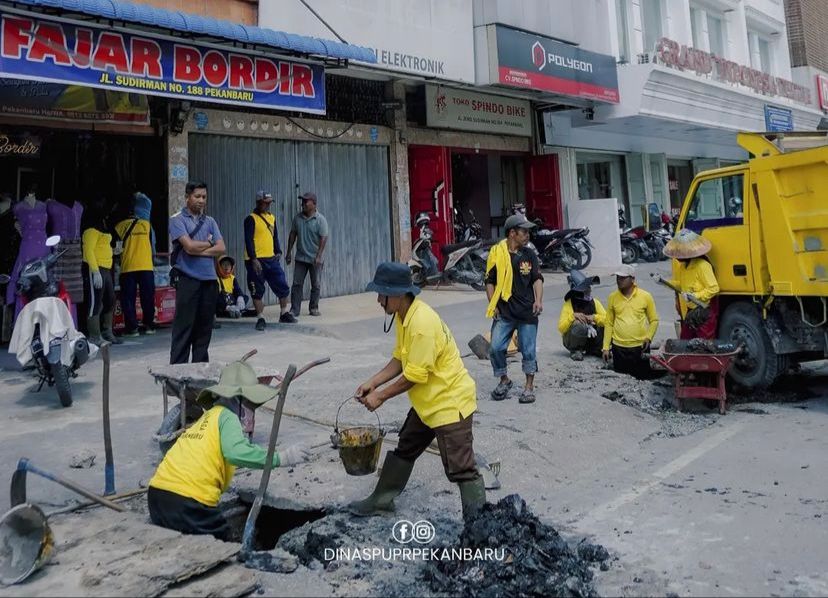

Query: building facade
left=784, top=0, right=828, bottom=115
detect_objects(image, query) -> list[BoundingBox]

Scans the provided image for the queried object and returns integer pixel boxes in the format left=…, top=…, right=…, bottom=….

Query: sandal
left=491, top=379, right=513, bottom=401
left=519, top=388, right=536, bottom=404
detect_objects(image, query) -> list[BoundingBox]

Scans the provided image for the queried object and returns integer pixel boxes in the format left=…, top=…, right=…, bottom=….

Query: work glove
left=227, top=306, right=241, bottom=319
left=278, top=444, right=311, bottom=467
left=586, top=325, right=598, bottom=339
left=235, top=296, right=247, bottom=311
left=92, top=270, right=103, bottom=289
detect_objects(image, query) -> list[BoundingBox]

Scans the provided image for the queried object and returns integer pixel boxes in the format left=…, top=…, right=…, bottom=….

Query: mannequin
left=81, top=194, right=120, bottom=345
left=0, top=192, right=20, bottom=340
left=47, top=195, right=84, bottom=325
left=6, top=186, right=49, bottom=316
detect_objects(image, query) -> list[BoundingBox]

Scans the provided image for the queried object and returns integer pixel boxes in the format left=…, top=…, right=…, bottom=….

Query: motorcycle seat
left=441, top=240, right=480, bottom=255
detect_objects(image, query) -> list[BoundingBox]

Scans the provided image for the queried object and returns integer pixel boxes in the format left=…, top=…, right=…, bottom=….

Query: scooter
left=4, top=235, right=92, bottom=407
left=453, top=207, right=483, bottom=242
left=620, top=226, right=653, bottom=264
left=409, top=212, right=488, bottom=291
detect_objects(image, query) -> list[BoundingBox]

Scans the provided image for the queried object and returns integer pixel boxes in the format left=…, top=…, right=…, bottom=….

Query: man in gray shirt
left=286, top=192, right=329, bottom=317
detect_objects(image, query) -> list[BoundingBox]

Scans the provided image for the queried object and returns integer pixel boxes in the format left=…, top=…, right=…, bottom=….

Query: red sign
left=818, top=74, right=828, bottom=112
left=656, top=37, right=811, bottom=106
left=113, top=286, right=176, bottom=332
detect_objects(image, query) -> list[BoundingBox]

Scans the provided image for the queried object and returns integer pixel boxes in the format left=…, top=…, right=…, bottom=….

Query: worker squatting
left=323, top=547, right=507, bottom=562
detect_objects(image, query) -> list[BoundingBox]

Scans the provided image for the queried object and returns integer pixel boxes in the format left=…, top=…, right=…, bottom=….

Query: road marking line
left=578, top=422, right=746, bottom=527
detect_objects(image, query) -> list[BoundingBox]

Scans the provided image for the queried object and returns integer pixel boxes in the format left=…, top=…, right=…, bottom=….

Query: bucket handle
left=334, top=396, right=383, bottom=436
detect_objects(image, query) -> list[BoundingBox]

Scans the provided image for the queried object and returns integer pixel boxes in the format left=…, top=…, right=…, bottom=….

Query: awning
left=4, top=0, right=376, bottom=64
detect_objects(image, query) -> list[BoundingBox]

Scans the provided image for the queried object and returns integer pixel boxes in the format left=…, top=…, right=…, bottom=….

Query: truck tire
left=718, top=302, right=787, bottom=389
left=51, top=363, right=73, bottom=407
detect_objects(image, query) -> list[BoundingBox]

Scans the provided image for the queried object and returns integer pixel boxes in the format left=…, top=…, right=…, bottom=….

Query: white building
left=546, top=0, right=825, bottom=227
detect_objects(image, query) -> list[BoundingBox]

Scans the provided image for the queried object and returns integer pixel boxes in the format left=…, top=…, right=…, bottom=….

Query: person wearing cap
left=485, top=213, right=544, bottom=404
left=215, top=255, right=250, bottom=321
left=602, top=264, right=661, bottom=379
left=663, top=229, right=720, bottom=339
left=244, top=190, right=296, bottom=330
left=558, top=270, right=606, bottom=360
left=350, top=262, right=485, bottom=521
left=286, top=192, right=329, bottom=317
left=148, top=361, right=311, bottom=539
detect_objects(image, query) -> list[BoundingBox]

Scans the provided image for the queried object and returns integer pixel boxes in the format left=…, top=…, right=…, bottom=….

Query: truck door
left=680, top=171, right=755, bottom=293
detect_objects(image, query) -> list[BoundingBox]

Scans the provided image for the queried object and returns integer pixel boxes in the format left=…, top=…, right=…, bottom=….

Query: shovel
left=10, top=458, right=125, bottom=512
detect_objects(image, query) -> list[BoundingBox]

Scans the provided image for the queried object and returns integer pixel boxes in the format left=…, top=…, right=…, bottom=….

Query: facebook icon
left=392, top=519, right=415, bottom=544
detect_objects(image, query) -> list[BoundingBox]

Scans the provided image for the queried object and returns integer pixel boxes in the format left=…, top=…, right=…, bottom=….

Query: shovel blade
left=10, top=469, right=27, bottom=507
left=474, top=453, right=501, bottom=490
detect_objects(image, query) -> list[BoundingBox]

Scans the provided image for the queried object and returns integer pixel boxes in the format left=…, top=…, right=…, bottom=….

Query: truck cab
left=676, top=132, right=828, bottom=388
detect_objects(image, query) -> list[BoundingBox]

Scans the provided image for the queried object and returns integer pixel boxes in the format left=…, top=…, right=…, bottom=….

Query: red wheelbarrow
left=650, top=339, right=741, bottom=415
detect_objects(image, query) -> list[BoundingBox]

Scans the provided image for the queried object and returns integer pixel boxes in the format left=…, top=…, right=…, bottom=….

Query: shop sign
left=656, top=38, right=811, bottom=106
left=425, top=85, right=531, bottom=137
left=818, top=74, right=828, bottom=112
left=0, top=10, right=326, bottom=114
left=0, top=79, right=149, bottom=124
left=764, top=105, right=794, bottom=132
left=490, top=25, right=619, bottom=104
left=0, top=132, right=40, bottom=157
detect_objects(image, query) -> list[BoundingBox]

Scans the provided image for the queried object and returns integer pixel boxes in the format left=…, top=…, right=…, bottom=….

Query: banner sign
left=0, top=132, right=40, bottom=157
left=818, top=74, right=828, bottom=112
left=0, top=10, right=326, bottom=114
left=425, top=85, right=531, bottom=136
left=0, top=78, right=149, bottom=124
left=491, top=25, right=619, bottom=104
left=764, top=105, right=794, bottom=132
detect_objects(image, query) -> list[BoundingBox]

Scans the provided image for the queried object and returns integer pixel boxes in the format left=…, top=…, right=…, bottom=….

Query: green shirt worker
left=148, top=361, right=310, bottom=539
left=350, top=262, right=486, bottom=521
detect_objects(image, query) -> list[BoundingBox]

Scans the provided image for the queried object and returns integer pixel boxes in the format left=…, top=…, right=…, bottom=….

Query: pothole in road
left=224, top=501, right=326, bottom=551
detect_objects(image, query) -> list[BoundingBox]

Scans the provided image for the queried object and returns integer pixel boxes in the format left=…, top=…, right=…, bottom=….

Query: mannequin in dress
left=6, top=185, right=49, bottom=317
left=47, top=195, right=84, bottom=325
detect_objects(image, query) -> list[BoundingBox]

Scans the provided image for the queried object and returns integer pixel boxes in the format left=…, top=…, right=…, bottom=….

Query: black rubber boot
left=86, top=314, right=103, bottom=345
left=100, top=312, right=123, bottom=344
left=458, top=477, right=486, bottom=522
left=348, top=452, right=414, bottom=517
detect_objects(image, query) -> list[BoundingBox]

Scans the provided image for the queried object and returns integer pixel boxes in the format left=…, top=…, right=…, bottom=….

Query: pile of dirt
left=417, top=494, right=609, bottom=597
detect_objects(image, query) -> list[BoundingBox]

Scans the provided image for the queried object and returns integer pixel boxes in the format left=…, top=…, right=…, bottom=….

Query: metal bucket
left=0, top=504, right=54, bottom=586
left=331, top=398, right=385, bottom=476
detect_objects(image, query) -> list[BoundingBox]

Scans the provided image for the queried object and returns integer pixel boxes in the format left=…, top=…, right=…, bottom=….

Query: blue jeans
left=489, top=317, right=538, bottom=378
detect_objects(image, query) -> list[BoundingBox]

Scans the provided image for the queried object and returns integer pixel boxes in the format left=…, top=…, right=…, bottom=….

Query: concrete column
left=387, top=80, right=411, bottom=262
left=670, top=0, right=693, bottom=46
left=630, top=0, right=645, bottom=57
left=166, top=130, right=188, bottom=252
left=729, top=2, right=750, bottom=66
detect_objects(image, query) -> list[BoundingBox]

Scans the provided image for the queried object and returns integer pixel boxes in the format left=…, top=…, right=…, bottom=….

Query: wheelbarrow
left=149, top=350, right=280, bottom=453
left=650, top=339, right=741, bottom=415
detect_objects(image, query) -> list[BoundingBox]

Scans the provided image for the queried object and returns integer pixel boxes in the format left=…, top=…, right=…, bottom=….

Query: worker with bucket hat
left=558, top=270, right=606, bottom=361
left=663, top=229, right=720, bottom=340
left=147, top=361, right=310, bottom=539
left=350, top=262, right=485, bottom=521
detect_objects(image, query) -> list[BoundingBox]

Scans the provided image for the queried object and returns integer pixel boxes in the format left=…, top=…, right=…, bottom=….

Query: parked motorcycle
left=620, top=226, right=654, bottom=264
left=509, top=203, right=589, bottom=271
left=409, top=212, right=488, bottom=291
left=453, top=207, right=483, bottom=242
left=4, top=235, right=92, bottom=407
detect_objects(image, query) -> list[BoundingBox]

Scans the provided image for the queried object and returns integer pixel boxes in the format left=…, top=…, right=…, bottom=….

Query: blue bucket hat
left=366, top=262, right=421, bottom=297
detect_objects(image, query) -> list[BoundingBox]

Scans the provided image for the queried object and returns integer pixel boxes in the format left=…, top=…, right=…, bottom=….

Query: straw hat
left=196, top=361, right=277, bottom=408
left=663, top=229, right=712, bottom=259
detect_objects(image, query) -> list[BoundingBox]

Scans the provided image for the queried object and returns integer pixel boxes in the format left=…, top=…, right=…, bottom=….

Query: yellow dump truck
left=675, top=131, right=828, bottom=388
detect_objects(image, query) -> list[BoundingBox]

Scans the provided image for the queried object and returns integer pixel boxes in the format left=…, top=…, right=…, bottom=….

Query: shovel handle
left=16, top=458, right=125, bottom=512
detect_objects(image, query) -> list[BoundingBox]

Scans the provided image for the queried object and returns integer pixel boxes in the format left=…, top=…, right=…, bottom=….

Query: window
left=758, top=38, right=772, bottom=72
left=686, top=174, right=744, bottom=232
left=690, top=7, right=702, bottom=48
left=641, top=0, right=663, bottom=53
left=707, top=14, right=725, bottom=56
left=616, top=0, right=630, bottom=62
left=749, top=33, right=773, bottom=73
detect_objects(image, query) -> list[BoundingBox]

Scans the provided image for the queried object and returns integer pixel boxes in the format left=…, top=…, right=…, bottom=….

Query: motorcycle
left=453, top=207, right=483, bottom=242
left=508, top=203, right=588, bottom=271
left=409, top=211, right=488, bottom=291
left=620, top=226, right=654, bottom=264
left=4, top=235, right=92, bottom=407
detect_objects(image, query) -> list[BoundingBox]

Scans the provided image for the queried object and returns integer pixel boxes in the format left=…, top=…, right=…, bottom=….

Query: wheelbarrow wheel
left=157, top=404, right=182, bottom=454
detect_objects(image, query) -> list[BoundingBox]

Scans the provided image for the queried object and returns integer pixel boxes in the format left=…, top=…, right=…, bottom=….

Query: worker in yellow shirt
left=350, top=262, right=485, bottom=521
left=663, top=229, right=720, bottom=340
left=81, top=206, right=119, bottom=345
left=115, top=202, right=156, bottom=338
left=602, top=264, right=660, bottom=379
left=148, top=361, right=310, bottom=539
left=558, top=270, right=606, bottom=361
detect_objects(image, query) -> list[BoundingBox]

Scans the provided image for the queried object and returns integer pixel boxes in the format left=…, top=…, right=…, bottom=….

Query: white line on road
left=578, top=421, right=746, bottom=528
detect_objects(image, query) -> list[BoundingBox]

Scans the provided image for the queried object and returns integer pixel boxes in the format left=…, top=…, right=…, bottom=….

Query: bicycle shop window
left=684, top=173, right=744, bottom=233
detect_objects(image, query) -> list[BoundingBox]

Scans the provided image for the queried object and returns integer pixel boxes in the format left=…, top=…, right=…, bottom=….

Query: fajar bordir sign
left=656, top=37, right=810, bottom=106
left=425, top=85, right=531, bottom=136
left=0, top=9, right=326, bottom=114
left=818, top=74, right=828, bottom=112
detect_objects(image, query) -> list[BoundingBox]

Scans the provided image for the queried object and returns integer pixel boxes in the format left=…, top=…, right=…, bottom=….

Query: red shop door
left=525, top=155, right=562, bottom=230
left=408, top=145, right=453, bottom=258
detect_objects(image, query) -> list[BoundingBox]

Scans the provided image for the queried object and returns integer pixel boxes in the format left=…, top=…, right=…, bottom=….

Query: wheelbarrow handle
left=240, top=349, right=258, bottom=362
left=649, top=353, right=677, bottom=374
left=271, top=357, right=331, bottom=384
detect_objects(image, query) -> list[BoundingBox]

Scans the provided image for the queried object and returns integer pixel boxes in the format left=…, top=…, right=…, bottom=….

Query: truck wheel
left=51, top=363, right=72, bottom=407
left=719, top=302, right=787, bottom=389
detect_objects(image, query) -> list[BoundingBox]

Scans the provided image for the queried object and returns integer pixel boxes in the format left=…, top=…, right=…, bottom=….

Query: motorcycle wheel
left=561, top=245, right=581, bottom=272
left=470, top=254, right=487, bottom=291
left=51, top=362, right=72, bottom=407
left=410, top=265, right=426, bottom=287
left=621, top=243, right=638, bottom=264
left=577, top=240, right=593, bottom=269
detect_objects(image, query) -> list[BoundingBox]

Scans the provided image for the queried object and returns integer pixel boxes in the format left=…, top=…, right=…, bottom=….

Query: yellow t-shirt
left=218, top=274, right=235, bottom=294
left=557, top=298, right=607, bottom=336
left=82, top=228, right=113, bottom=271
left=602, top=286, right=659, bottom=350
left=393, top=299, right=477, bottom=428
left=245, top=212, right=276, bottom=260
left=115, top=218, right=153, bottom=273
left=149, top=406, right=235, bottom=507
left=669, top=258, right=719, bottom=318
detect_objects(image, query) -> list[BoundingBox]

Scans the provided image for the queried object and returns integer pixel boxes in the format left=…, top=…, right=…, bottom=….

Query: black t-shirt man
left=485, top=247, right=544, bottom=324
